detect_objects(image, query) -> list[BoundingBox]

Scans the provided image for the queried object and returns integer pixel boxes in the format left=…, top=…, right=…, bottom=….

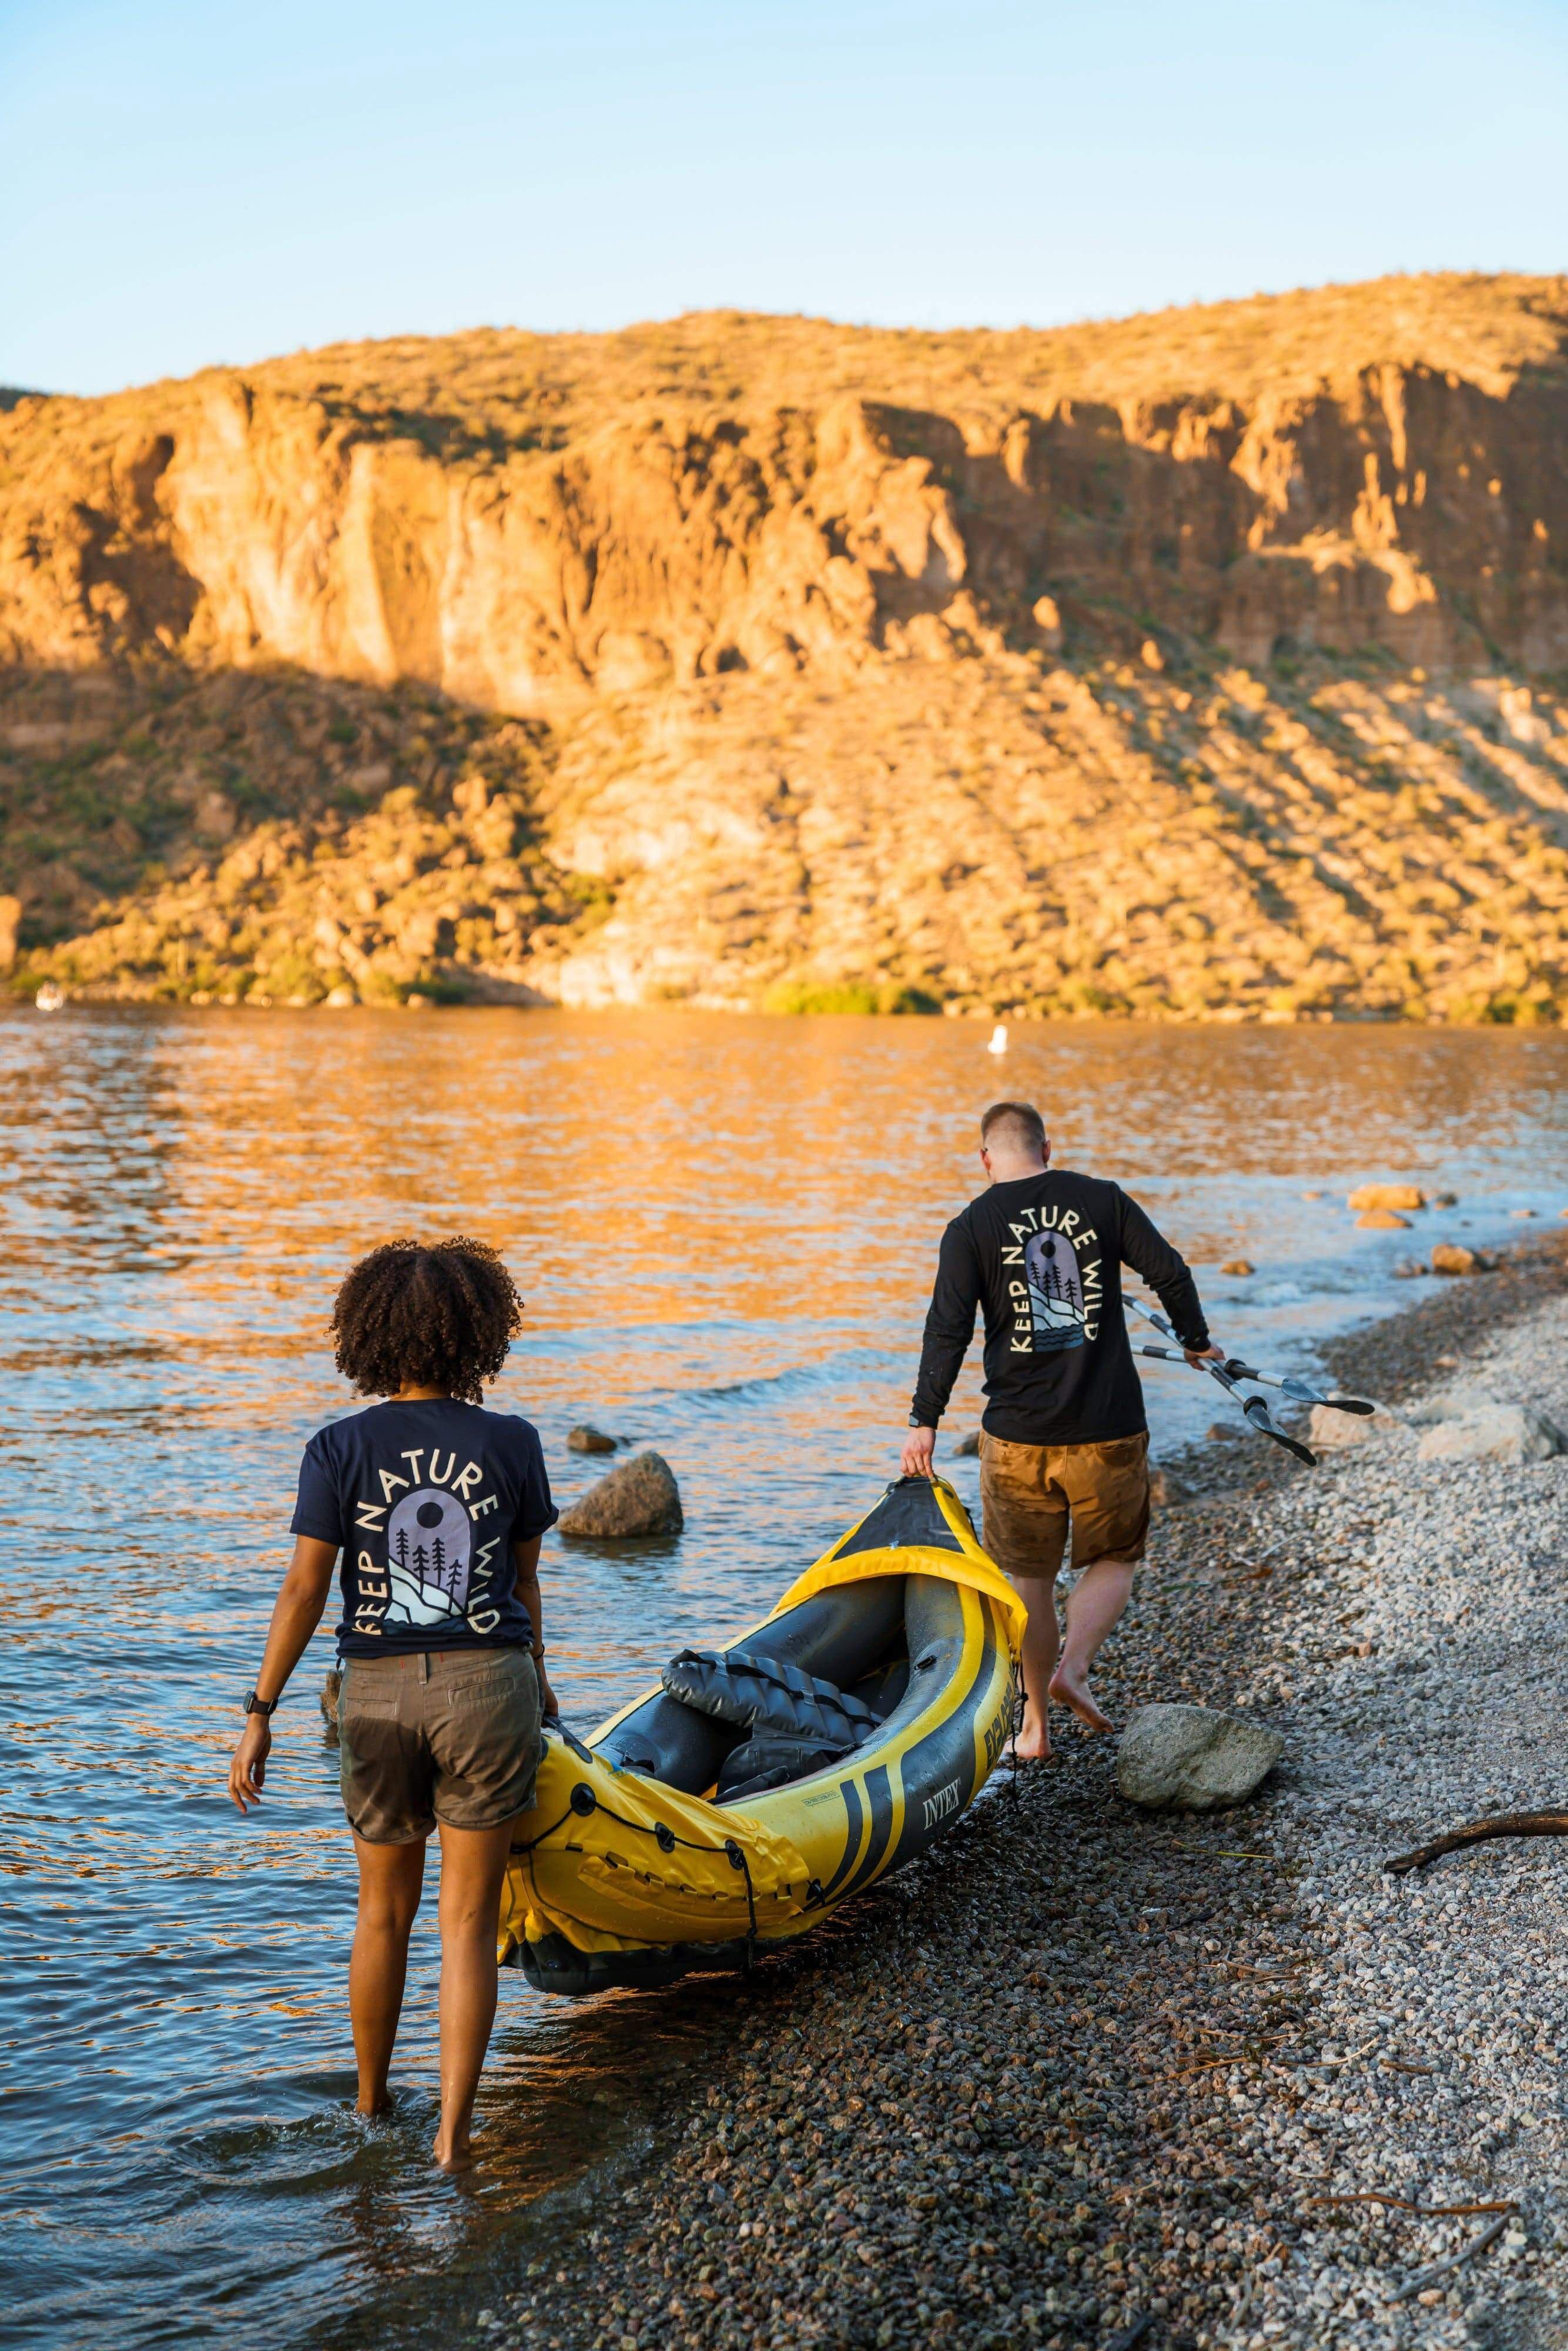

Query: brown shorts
left=979, top=1431, right=1151, bottom=1581
left=337, top=1645, right=542, bottom=1845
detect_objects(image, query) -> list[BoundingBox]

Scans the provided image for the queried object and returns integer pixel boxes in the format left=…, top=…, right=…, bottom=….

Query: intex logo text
left=922, top=1777, right=962, bottom=1829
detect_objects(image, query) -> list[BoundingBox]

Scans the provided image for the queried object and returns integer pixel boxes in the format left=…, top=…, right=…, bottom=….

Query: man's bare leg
left=1008, top=1573, right=1062, bottom=1760
left=431, top=1816, right=520, bottom=2171
left=1048, top=1556, right=1135, bottom=1733
left=349, top=1833, right=425, bottom=2114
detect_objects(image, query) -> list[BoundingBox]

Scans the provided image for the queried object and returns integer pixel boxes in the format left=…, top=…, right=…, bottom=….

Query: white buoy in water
left=35, top=981, right=65, bottom=1013
left=987, top=1022, right=1008, bottom=1055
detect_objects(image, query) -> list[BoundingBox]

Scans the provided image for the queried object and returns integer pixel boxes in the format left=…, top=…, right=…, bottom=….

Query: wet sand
left=483, top=1235, right=1568, bottom=2351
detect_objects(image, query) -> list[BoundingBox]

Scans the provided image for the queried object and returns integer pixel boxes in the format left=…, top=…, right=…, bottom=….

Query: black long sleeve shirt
left=910, top=1170, right=1209, bottom=1445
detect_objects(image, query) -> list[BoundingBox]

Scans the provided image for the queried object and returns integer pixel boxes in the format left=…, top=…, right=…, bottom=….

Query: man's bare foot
left=432, top=2130, right=477, bottom=2173
left=1012, top=1707, right=1053, bottom=1762
left=1047, top=1664, right=1113, bottom=1734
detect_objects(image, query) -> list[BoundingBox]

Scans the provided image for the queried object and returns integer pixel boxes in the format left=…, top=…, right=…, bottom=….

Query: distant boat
left=987, top=1022, right=1008, bottom=1054
left=35, top=982, right=65, bottom=1013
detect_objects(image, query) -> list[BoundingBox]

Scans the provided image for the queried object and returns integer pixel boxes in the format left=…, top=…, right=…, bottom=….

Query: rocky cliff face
left=3, top=273, right=1567, bottom=1017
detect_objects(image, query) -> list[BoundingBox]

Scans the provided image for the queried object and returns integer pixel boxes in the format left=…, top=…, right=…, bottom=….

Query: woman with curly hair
left=227, top=1238, right=558, bottom=2171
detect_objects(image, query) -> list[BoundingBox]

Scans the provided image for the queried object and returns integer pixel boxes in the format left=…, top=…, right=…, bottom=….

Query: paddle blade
left=1276, top=1375, right=1376, bottom=1415
left=1242, top=1395, right=1317, bottom=1465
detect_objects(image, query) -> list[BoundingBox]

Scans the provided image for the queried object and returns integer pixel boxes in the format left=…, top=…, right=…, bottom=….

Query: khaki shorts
left=337, top=1646, right=542, bottom=1845
left=979, top=1431, right=1151, bottom=1580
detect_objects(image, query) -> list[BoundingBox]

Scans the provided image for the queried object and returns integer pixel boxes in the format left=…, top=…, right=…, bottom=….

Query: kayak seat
left=713, top=1730, right=853, bottom=1804
left=596, top=1582, right=905, bottom=1794
left=661, top=1647, right=880, bottom=1750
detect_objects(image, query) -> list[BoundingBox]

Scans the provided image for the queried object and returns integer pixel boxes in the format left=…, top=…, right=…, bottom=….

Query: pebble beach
left=491, top=1239, right=1568, bottom=2351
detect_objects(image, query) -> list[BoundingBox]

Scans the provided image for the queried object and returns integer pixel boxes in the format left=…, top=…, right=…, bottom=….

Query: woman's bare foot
left=432, top=2128, right=477, bottom=2173
left=1047, top=1663, right=1113, bottom=1733
left=1013, top=1706, right=1053, bottom=1761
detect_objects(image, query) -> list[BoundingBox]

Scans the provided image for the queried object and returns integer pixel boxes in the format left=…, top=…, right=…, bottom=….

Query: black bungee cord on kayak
left=1124, top=1297, right=1374, bottom=1466
left=511, top=1779, right=773, bottom=1968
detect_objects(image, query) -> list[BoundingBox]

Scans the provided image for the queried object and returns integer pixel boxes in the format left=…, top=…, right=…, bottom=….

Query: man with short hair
left=902, top=1101, right=1219, bottom=1757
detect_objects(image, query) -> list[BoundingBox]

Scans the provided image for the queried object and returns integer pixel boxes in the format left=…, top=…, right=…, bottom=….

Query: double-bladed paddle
left=1124, top=1298, right=1321, bottom=1465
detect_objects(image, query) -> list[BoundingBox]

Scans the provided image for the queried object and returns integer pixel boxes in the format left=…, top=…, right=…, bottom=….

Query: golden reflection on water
left=1, top=1006, right=1565, bottom=2349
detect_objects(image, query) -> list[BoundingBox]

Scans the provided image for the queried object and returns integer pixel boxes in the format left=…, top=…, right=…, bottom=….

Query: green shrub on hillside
left=762, top=979, right=940, bottom=1016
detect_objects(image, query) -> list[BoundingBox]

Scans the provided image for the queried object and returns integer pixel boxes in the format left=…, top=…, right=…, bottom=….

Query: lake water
left=2, top=1006, right=1564, bottom=2347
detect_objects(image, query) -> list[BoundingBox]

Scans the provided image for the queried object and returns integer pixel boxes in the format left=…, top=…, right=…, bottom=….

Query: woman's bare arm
left=227, top=1536, right=339, bottom=1814
left=512, top=1534, right=557, bottom=1718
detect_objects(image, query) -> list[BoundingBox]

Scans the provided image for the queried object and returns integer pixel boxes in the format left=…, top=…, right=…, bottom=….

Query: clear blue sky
left=4, top=0, right=1566, bottom=397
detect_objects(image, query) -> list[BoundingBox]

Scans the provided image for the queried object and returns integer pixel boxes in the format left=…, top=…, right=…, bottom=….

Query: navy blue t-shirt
left=291, top=1398, right=558, bottom=1657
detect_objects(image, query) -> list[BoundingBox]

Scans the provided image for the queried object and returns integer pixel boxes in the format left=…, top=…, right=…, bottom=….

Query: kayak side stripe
left=857, top=1764, right=895, bottom=1886
left=829, top=1589, right=989, bottom=1901
left=875, top=1588, right=1004, bottom=1880
left=823, top=1776, right=865, bottom=1896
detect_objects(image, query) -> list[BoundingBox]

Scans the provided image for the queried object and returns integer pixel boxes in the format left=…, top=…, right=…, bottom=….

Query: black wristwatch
left=243, top=1689, right=279, bottom=1718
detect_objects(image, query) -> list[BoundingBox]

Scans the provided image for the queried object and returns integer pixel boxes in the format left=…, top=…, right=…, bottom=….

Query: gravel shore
left=493, top=1244, right=1568, bottom=2351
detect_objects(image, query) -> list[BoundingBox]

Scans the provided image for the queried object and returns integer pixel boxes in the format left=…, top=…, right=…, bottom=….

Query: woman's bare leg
left=432, top=1817, right=519, bottom=2171
left=1008, top=1573, right=1062, bottom=1759
left=349, top=1833, right=425, bottom=2114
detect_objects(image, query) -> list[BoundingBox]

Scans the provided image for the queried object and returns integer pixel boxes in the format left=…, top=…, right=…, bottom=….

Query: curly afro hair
left=330, top=1238, right=523, bottom=1403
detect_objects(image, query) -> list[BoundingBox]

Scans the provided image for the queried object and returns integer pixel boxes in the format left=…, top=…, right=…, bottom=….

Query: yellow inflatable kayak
left=498, top=1475, right=1023, bottom=1995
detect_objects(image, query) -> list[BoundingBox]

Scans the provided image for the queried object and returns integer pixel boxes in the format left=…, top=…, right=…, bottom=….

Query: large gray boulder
left=1416, top=1405, right=1564, bottom=1465
left=558, top=1449, right=684, bottom=1538
left=1118, top=1703, right=1283, bottom=1812
left=1407, top=1380, right=1502, bottom=1424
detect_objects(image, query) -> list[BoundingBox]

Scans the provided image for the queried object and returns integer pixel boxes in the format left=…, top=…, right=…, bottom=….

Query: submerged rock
left=1416, top=1405, right=1565, bottom=1465
left=1348, top=1182, right=1428, bottom=1213
left=1219, top=1258, right=1255, bottom=1277
left=1355, top=1207, right=1410, bottom=1230
left=1117, top=1703, right=1283, bottom=1811
left=567, top=1424, right=618, bottom=1454
left=951, top=1430, right=982, bottom=1457
left=559, top=1449, right=684, bottom=1538
left=1431, top=1241, right=1487, bottom=1275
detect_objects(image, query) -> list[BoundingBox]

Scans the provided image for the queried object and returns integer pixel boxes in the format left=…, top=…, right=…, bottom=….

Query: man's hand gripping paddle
left=1124, top=1297, right=1328, bottom=1465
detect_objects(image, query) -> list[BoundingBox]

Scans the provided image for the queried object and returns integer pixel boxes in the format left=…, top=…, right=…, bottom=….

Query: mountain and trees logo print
left=1023, top=1229, right=1087, bottom=1352
left=384, top=1487, right=474, bottom=1626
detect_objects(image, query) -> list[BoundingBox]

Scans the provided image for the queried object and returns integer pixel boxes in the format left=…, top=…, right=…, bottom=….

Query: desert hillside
left=2, top=271, right=1566, bottom=1018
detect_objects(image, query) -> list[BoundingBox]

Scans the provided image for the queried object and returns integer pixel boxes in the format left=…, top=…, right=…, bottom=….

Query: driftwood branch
left=1383, top=1810, right=1568, bottom=1876
left=1306, top=2192, right=1516, bottom=2218
left=1392, top=2213, right=1511, bottom=2301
